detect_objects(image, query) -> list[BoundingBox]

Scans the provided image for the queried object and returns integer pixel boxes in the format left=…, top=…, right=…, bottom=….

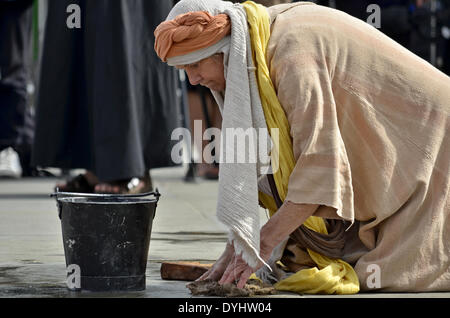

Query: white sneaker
left=0, top=147, right=23, bottom=178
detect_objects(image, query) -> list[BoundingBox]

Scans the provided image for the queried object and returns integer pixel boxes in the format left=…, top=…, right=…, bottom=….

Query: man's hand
left=196, top=243, right=235, bottom=282
left=217, top=240, right=273, bottom=288
left=218, top=201, right=320, bottom=289
left=218, top=253, right=256, bottom=289
left=199, top=202, right=320, bottom=289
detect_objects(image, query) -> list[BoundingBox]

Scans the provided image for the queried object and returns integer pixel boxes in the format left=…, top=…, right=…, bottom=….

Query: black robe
left=32, top=0, right=182, bottom=182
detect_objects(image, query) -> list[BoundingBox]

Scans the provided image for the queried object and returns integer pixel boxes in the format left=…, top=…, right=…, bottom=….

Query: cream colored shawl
left=166, top=0, right=272, bottom=268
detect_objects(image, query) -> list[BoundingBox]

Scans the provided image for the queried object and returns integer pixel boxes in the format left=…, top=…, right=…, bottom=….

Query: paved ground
left=0, top=166, right=265, bottom=299
left=0, top=167, right=448, bottom=300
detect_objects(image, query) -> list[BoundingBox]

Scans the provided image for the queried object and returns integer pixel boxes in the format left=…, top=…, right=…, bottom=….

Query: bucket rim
left=53, top=190, right=160, bottom=219
left=51, top=189, right=161, bottom=202
left=57, top=197, right=159, bottom=205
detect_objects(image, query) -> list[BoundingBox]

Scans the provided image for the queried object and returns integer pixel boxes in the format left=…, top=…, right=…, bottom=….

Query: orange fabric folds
left=154, top=11, right=231, bottom=62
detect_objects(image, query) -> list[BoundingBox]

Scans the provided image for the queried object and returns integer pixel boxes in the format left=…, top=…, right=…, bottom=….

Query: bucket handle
left=51, top=189, right=161, bottom=200
left=51, top=189, right=161, bottom=220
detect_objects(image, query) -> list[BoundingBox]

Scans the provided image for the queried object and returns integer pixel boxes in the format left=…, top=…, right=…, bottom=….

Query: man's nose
left=185, top=70, right=202, bottom=86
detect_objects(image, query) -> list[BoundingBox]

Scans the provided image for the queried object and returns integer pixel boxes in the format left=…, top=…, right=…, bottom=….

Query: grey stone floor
left=0, top=167, right=448, bottom=299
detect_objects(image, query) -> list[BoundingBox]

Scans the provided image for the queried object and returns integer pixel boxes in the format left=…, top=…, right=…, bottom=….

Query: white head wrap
left=166, top=0, right=271, bottom=269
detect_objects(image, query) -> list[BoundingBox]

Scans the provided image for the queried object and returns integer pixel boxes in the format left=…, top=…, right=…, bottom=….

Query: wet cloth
left=266, top=3, right=450, bottom=292
left=187, top=279, right=276, bottom=297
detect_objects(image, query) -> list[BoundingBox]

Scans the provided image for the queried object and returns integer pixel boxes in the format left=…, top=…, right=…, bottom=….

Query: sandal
left=95, top=173, right=153, bottom=195
left=200, top=164, right=219, bottom=180
left=55, top=174, right=96, bottom=193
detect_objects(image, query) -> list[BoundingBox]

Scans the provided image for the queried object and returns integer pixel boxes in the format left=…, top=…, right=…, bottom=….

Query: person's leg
left=0, top=1, right=33, bottom=151
left=15, top=105, right=35, bottom=176
left=32, top=0, right=94, bottom=172
left=55, top=170, right=99, bottom=193
left=31, top=0, right=98, bottom=189
left=443, top=38, right=450, bottom=76
left=0, top=0, right=33, bottom=177
left=186, top=86, right=221, bottom=180
left=90, top=0, right=175, bottom=194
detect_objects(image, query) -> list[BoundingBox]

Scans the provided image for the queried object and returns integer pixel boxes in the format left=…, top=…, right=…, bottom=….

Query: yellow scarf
left=242, top=1, right=359, bottom=295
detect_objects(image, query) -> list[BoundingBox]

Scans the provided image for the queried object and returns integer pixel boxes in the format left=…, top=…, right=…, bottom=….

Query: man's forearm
left=260, top=201, right=319, bottom=254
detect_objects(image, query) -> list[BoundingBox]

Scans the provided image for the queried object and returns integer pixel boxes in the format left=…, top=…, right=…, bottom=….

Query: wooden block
left=160, top=261, right=213, bottom=281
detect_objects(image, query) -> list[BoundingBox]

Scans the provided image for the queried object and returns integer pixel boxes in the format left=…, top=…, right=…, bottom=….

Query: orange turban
left=154, top=11, right=231, bottom=62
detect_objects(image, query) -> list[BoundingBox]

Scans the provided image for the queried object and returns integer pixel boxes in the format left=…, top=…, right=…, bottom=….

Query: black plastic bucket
left=52, top=191, right=160, bottom=292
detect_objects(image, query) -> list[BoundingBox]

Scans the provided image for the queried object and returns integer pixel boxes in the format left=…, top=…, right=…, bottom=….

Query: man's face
left=177, top=54, right=226, bottom=92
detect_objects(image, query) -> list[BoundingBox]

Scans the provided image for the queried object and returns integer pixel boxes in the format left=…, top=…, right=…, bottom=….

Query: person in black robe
left=32, top=0, right=182, bottom=193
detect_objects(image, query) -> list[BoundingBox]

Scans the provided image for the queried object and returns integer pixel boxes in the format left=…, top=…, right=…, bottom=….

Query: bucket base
left=70, top=275, right=146, bottom=292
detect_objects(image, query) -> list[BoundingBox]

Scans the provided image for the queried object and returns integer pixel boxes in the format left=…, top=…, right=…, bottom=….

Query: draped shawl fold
left=157, top=0, right=273, bottom=270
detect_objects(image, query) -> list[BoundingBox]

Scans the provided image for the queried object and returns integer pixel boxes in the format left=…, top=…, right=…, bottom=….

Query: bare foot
left=94, top=174, right=152, bottom=194
left=94, top=182, right=123, bottom=194
left=55, top=171, right=99, bottom=193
